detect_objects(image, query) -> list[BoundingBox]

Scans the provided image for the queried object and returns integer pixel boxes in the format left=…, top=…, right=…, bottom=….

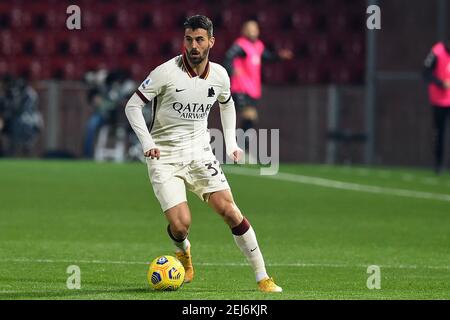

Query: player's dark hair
left=183, top=15, right=213, bottom=38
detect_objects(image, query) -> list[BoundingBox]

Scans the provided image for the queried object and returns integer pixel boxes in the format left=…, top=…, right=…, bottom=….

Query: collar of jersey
left=182, top=53, right=210, bottom=79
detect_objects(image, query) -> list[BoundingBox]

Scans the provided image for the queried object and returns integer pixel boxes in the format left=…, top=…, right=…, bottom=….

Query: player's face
left=243, top=21, right=259, bottom=42
left=184, top=28, right=215, bottom=65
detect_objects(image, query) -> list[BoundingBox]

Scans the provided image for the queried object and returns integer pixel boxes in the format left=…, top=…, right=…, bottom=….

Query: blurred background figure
left=0, top=74, right=43, bottom=157
left=0, top=76, right=6, bottom=156
left=423, top=37, right=450, bottom=175
left=223, top=20, right=293, bottom=133
left=83, top=69, right=136, bottom=159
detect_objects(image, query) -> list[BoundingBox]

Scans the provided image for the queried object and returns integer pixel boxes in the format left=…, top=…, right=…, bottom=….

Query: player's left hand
left=278, top=49, right=293, bottom=60
left=230, top=148, right=244, bottom=162
left=444, top=79, right=450, bottom=89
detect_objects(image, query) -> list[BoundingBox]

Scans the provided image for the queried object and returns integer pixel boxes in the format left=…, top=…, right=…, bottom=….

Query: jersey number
left=205, top=162, right=219, bottom=176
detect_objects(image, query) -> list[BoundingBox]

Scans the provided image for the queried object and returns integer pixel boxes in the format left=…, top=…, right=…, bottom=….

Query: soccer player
left=223, top=20, right=293, bottom=135
left=423, top=38, right=450, bottom=174
left=125, top=15, right=282, bottom=292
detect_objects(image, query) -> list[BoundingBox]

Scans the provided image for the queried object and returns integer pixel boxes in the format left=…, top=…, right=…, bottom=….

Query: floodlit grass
left=0, top=160, right=448, bottom=299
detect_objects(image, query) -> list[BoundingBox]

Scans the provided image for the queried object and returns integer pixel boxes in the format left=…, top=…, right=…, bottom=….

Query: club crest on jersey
left=141, top=78, right=152, bottom=89
left=208, top=87, right=215, bottom=97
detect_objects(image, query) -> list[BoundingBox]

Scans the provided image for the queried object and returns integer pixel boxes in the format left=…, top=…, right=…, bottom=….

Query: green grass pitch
left=0, top=160, right=449, bottom=300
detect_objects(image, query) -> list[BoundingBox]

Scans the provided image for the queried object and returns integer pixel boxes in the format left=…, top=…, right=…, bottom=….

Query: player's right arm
left=223, top=44, right=246, bottom=76
left=125, top=65, right=168, bottom=159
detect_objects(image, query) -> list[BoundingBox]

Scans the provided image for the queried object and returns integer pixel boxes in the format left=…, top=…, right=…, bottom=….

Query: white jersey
left=130, top=54, right=235, bottom=163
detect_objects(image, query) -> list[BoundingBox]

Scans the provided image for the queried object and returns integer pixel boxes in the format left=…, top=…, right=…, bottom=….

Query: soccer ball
left=147, top=255, right=185, bottom=291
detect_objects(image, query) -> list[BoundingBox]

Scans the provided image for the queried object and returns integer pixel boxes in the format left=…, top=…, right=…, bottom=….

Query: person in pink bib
left=223, top=21, right=292, bottom=142
left=423, top=38, right=450, bottom=174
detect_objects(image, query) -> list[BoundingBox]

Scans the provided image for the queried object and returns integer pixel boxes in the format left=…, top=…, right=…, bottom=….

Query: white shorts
left=147, top=158, right=230, bottom=212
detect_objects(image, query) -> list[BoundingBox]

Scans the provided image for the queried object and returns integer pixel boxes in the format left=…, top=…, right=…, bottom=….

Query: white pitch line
left=0, top=258, right=448, bottom=271
left=223, top=167, right=450, bottom=202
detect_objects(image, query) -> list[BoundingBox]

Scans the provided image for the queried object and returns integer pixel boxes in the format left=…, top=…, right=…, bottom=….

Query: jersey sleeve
left=135, top=65, right=168, bottom=103
left=217, top=68, right=239, bottom=156
left=422, top=51, right=445, bottom=88
left=217, top=70, right=232, bottom=105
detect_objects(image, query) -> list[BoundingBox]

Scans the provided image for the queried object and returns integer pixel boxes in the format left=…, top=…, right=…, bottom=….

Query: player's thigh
left=148, top=163, right=187, bottom=212
left=186, top=159, right=230, bottom=202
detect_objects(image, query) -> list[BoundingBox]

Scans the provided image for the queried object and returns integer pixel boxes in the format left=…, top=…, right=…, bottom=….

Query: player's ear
left=209, top=36, right=215, bottom=48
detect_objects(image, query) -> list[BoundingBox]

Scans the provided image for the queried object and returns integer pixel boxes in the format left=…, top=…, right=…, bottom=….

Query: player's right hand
left=144, top=148, right=160, bottom=160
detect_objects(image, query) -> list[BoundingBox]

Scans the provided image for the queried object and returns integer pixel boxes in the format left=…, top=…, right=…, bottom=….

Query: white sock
left=233, top=226, right=268, bottom=282
left=173, top=238, right=190, bottom=253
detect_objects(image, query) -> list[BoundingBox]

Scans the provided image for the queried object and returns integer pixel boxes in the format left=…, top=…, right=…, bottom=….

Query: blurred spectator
left=83, top=69, right=136, bottom=158
left=223, top=20, right=293, bottom=132
left=0, top=75, right=43, bottom=157
left=423, top=38, right=450, bottom=175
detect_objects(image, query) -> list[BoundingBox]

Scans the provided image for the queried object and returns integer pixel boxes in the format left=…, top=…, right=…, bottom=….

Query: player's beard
left=187, top=46, right=210, bottom=65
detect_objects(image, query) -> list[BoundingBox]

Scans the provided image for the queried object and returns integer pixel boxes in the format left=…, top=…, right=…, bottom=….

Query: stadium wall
left=32, top=79, right=440, bottom=168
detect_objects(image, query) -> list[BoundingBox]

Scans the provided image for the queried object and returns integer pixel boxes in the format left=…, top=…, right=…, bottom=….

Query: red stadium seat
left=256, top=7, right=285, bottom=29
left=102, top=32, right=126, bottom=56
left=45, top=4, right=68, bottom=29
left=82, top=56, right=110, bottom=74
left=339, top=34, right=365, bottom=61
left=262, top=62, right=289, bottom=84
left=219, top=7, right=253, bottom=34
left=0, top=31, right=21, bottom=56
left=262, top=31, right=297, bottom=54
left=10, top=5, right=33, bottom=29
left=0, top=57, right=16, bottom=76
left=54, top=31, right=89, bottom=56
left=150, top=4, right=181, bottom=30
left=27, top=3, right=52, bottom=30
left=128, top=32, right=164, bottom=57
left=328, top=60, right=364, bottom=84
left=290, top=7, right=318, bottom=32
left=81, top=5, right=102, bottom=30
left=294, top=60, right=329, bottom=84
left=29, top=58, right=52, bottom=80
left=116, top=7, right=138, bottom=30
left=50, top=57, right=86, bottom=80
left=307, top=35, right=334, bottom=58
left=158, top=31, right=184, bottom=57
left=0, top=0, right=365, bottom=84
left=21, top=32, right=56, bottom=56
left=118, top=55, right=154, bottom=81
left=0, top=3, right=10, bottom=27
left=326, top=9, right=349, bottom=35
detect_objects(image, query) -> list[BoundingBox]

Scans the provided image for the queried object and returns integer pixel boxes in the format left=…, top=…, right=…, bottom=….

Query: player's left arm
left=217, top=70, right=242, bottom=162
left=262, top=47, right=293, bottom=61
